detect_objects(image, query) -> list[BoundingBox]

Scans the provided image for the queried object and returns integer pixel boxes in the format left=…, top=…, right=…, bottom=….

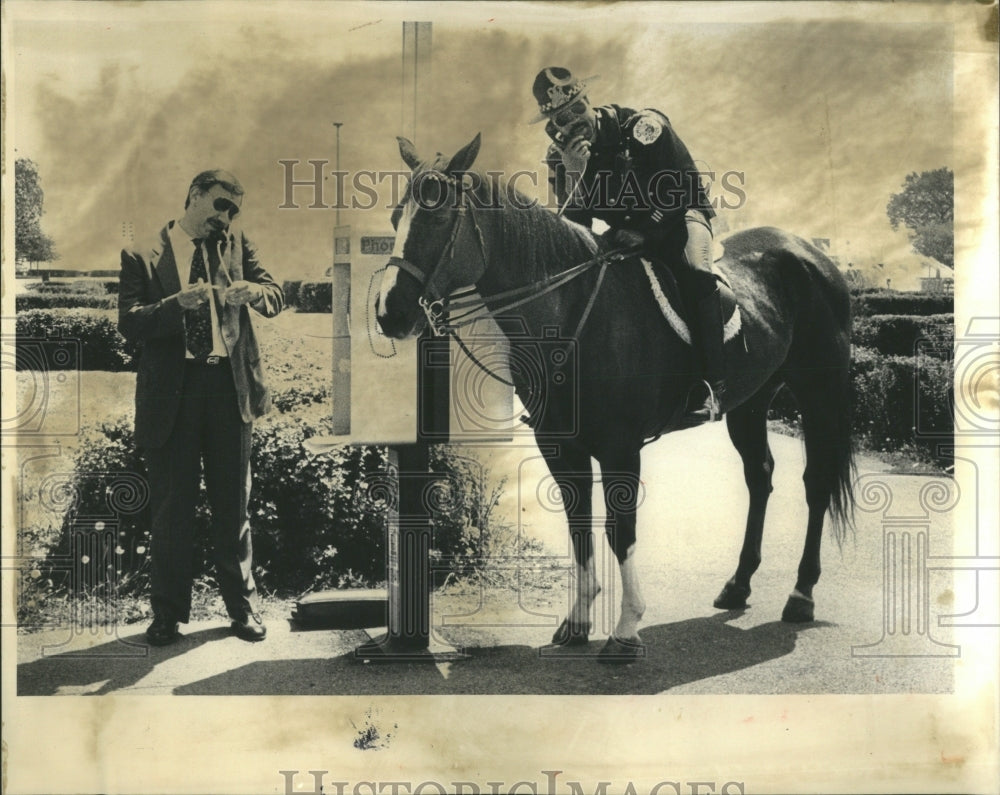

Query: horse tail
left=826, top=359, right=857, bottom=545
left=783, top=234, right=857, bottom=546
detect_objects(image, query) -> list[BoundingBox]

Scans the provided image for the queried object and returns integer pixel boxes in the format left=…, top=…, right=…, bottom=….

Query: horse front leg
left=543, top=444, right=599, bottom=646
left=597, top=449, right=646, bottom=663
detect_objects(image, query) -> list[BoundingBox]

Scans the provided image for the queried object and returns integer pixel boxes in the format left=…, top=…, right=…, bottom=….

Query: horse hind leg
left=714, top=386, right=779, bottom=611
left=782, top=372, right=855, bottom=623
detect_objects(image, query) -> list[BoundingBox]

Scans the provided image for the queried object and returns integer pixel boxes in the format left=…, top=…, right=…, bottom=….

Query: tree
left=886, top=167, right=953, bottom=269
left=15, top=158, right=57, bottom=268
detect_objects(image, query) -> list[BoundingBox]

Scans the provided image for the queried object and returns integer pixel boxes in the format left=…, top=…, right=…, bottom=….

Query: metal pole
left=332, top=122, right=343, bottom=226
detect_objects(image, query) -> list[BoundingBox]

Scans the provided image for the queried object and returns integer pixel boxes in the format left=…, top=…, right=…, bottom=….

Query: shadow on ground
left=17, top=626, right=233, bottom=695
left=18, top=612, right=833, bottom=696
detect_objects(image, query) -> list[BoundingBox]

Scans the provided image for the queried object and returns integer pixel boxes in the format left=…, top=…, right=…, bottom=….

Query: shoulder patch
left=632, top=116, right=663, bottom=145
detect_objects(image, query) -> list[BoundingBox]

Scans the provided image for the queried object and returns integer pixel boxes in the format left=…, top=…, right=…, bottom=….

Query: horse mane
left=469, top=171, right=599, bottom=282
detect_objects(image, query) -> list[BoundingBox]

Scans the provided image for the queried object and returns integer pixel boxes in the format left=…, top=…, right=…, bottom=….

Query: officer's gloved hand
left=559, top=135, right=592, bottom=176
left=609, top=228, right=645, bottom=249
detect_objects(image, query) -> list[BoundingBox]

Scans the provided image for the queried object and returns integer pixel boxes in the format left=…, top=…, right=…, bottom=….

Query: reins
left=438, top=246, right=624, bottom=389
left=391, top=169, right=639, bottom=388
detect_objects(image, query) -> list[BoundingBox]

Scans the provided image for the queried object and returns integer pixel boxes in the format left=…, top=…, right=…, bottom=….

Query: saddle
left=639, top=256, right=742, bottom=347
left=637, top=255, right=744, bottom=440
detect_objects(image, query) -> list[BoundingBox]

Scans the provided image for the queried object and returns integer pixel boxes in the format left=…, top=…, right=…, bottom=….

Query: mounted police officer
left=530, top=66, right=724, bottom=423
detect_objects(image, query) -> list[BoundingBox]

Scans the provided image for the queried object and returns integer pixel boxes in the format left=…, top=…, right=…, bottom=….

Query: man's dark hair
left=185, top=169, right=245, bottom=208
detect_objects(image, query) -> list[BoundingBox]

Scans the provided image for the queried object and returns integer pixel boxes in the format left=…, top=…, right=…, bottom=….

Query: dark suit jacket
left=118, top=223, right=284, bottom=449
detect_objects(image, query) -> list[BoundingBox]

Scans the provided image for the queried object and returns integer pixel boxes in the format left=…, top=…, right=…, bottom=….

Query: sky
left=7, top=2, right=958, bottom=282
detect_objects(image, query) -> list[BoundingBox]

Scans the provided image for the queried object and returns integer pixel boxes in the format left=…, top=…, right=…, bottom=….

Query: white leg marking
left=569, top=557, right=600, bottom=626
left=615, top=544, right=646, bottom=640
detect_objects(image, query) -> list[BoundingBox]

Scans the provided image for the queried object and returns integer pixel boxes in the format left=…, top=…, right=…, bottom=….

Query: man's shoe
left=231, top=612, right=267, bottom=642
left=146, top=615, right=180, bottom=646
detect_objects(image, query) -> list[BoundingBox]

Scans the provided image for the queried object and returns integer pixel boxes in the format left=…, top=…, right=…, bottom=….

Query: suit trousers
left=143, top=360, right=256, bottom=623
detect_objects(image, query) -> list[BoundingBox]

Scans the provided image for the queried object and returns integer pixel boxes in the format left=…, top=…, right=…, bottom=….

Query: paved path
left=18, top=427, right=968, bottom=695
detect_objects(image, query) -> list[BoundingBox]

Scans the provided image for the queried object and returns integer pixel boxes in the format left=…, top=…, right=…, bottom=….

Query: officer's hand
left=224, top=280, right=262, bottom=306
left=560, top=134, right=592, bottom=175
left=612, top=229, right=646, bottom=249
left=177, top=280, right=211, bottom=309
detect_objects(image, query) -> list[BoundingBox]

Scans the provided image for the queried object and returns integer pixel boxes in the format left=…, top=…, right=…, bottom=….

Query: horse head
left=375, top=133, right=487, bottom=339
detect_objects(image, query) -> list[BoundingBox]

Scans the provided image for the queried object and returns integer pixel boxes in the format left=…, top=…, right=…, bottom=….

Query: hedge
left=16, top=293, right=118, bottom=311
left=852, top=314, right=954, bottom=358
left=768, top=345, right=953, bottom=465
left=25, top=280, right=115, bottom=296
left=16, top=309, right=135, bottom=372
left=296, top=281, right=332, bottom=313
left=850, top=346, right=952, bottom=458
left=282, top=280, right=302, bottom=308
left=851, top=290, right=953, bottom=317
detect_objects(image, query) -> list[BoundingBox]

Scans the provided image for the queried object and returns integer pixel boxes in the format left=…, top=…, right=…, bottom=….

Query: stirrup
left=685, top=380, right=724, bottom=423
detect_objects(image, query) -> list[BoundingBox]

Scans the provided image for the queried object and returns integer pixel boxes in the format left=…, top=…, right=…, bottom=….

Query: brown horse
left=376, top=134, right=855, bottom=662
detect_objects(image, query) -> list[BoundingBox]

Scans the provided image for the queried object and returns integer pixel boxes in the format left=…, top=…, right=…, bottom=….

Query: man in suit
left=118, top=169, right=284, bottom=645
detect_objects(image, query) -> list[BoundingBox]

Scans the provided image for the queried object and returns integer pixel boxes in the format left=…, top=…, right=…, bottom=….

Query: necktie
left=185, top=239, right=220, bottom=359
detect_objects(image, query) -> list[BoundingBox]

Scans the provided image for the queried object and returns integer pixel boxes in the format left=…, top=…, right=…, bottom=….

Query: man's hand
left=224, top=280, right=262, bottom=306
left=559, top=134, right=592, bottom=175
left=611, top=228, right=646, bottom=249
left=176, top=280, right=212, bottom=309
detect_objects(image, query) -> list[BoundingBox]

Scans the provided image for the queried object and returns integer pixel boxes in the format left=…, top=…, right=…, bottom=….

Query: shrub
left=297, top=281, right=333, bottom=313
left=39, top=416, right=158, bottom=598
left=767, top=346, right=953, bottom=467
left=852, top=313, right=954, bottom=358
left=850, top=346, right=952, bottom=463
left=852, top=290, right=953, bottom=317
left=24, top=280, right=110, bottom=296
left=33, top=405, right=522, bottom=599
left=250, top=414, right=388, bottom=590
left=16, top=309, right=136, bottom=371
left=271, top=381, right=330, bottom=413
left=16, top=293, right=118, bottom=311
left=282, top=280, right=302, bottom=308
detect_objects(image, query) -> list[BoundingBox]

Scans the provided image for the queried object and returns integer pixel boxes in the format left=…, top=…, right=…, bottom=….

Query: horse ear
left=397, top=137, right=421, bottom=170
left=446, top=133, right=482, bottom=177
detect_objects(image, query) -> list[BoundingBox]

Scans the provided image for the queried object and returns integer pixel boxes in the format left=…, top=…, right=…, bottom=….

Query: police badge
left=633, top=117, right=663, bottom=145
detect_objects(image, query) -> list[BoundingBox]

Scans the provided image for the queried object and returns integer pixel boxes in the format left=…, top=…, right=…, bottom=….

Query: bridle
left=384, top=168, right=638, bottom=385
left=386, top=169, right=489, bottom=336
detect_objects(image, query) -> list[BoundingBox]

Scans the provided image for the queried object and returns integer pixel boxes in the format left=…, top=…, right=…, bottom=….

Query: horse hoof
left=782, top=593, right=815, bottom=623
left=714, top=580, right=751, bottom=610
left=551, top=619, right=592, bottom=646
left=597, top=635, right=645, bottom=664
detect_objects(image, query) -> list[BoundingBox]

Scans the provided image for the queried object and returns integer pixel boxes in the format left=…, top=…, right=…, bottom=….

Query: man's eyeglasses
left=551, top=100, right=589, bottom=128
left=213, top=197, right=240, bottom=219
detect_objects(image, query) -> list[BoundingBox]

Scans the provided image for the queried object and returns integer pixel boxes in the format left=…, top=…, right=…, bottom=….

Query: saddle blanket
left=640, top=258, right=742, bottom=346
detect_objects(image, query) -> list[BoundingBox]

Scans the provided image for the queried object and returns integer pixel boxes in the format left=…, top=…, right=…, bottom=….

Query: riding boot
left=685, top=284, right=726, bottom=423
